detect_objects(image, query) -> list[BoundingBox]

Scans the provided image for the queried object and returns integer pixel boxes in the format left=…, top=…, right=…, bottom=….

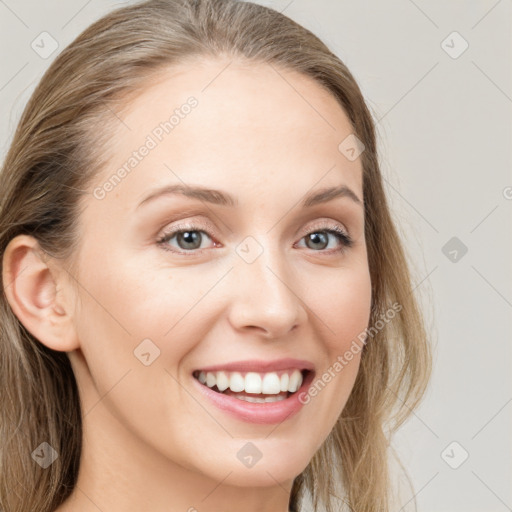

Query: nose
left=227, top=246, right=307, bottom=339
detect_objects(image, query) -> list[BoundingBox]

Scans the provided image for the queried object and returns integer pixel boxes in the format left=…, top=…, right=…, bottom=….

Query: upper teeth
left=196, top=369, right=304, bottom=394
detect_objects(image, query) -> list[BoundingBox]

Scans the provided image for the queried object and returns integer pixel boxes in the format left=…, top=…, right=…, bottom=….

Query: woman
left=0, top=1, right=432, bottom=511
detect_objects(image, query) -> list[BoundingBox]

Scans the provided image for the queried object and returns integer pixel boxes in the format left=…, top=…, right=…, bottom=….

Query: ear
left=2, top=234, right=80, bottom=352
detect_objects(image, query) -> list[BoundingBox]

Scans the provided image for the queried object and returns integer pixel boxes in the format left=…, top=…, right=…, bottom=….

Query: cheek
left=310, top=265, right=372, bottom=352
left=72, top=250, right=222, bottom=393
left=327, top=269, right=372, bottom=388
left=71, top=255, right=215, bottom=459
left=299, top=266, right=371, bottom=430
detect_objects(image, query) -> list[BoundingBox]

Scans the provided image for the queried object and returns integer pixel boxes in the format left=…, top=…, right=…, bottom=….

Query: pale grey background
left=1, top=1, right=511, bottom=511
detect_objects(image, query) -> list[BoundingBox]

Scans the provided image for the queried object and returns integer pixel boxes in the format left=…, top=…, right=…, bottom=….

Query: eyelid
left=157, top=221, right=218, bottom=249
left=156, top=217, right=353, bottom=256
left=156, top=217, right=350, bottom=240
left=156, top=216, right=218, bottom=239
left=303, top=218, right=349, bottom=235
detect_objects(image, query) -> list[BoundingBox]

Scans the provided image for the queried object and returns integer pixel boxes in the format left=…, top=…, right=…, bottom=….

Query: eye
left=297, top=225, right=354, bottom=254
left=156, top=222, right=353, bottom=255
left=157, top=223, right=217, bottom=253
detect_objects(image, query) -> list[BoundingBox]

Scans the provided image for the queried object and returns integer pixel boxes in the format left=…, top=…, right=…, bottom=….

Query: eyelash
left=156, top=222, right=354, bottom=256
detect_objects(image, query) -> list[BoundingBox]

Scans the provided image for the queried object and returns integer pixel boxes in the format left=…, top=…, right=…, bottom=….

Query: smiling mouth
left=192, top=369, right=311, bottom=403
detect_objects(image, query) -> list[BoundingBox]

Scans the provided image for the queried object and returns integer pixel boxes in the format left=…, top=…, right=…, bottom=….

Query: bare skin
left=3, top=56, right=371, bottom=512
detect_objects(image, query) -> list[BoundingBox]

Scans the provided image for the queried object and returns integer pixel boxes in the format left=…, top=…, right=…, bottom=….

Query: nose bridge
left=228, top=235, right=306, bottom=336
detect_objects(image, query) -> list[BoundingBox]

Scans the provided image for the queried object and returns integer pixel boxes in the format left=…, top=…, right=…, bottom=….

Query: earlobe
left=2, top=234, right=80, bottom=352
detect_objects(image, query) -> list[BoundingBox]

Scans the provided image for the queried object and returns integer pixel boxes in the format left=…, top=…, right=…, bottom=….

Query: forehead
left=90, top=56, right=363, bottom=209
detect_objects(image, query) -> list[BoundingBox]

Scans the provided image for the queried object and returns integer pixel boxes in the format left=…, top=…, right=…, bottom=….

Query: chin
left=202, top=441, right=313, bottom=487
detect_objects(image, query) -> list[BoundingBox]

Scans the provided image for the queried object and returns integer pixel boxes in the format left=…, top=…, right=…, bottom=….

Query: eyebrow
left=136, top=183, right=363, bottom=210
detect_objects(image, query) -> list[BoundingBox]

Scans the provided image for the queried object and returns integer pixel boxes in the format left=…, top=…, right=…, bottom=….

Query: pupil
left=179, top=231, right=201, bottom=249
left=308, top=232, right=327, bottom=249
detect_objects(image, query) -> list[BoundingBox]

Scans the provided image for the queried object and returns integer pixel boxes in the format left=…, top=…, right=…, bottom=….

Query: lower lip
left=192, top=371, right=315, bottom=425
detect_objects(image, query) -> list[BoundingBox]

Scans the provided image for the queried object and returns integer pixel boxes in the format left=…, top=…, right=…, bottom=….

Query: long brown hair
left=0, top=1, right=432, bottom=511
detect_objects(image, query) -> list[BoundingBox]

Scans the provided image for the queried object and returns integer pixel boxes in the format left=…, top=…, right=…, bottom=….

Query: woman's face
left=69, top=57, right=371, bottom=487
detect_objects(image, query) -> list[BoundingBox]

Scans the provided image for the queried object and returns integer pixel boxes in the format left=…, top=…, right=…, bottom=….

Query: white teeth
left=229, top=372, right=245, bottom=392
left=264, top=395, right=286, bottom=402
left=196, top=369, right=305, bottom=395
left=288, top=369, right=303, bottom=392
left=238, top=395, right=265, bottom=403
left=236, top=394, right=287, bottom=403
left=215, top=371, right=229, bottom=392
left=262, top=373, right=281, bottom=394
left=280, top=373, right=289, bottom=392
left=235, top=396, right=286, bottom=404
left=206, top=372, right=216, bottom=388
left=244, top=372, right=262, bottom=394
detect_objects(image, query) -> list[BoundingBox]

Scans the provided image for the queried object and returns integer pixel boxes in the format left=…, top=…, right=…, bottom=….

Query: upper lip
left=194, top=358, right=315, bottom=374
